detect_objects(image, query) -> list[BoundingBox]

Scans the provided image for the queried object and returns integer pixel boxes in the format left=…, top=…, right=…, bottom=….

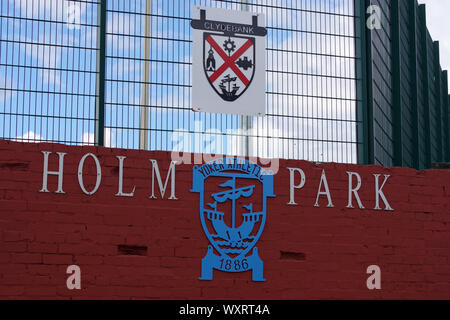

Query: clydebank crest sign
left=191, top=6, right=267, bottom=115
left=191, top=157, right=275, bottom=281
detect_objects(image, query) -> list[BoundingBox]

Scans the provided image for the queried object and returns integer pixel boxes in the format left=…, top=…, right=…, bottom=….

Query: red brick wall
left=0, top=139, right=449, bottom=299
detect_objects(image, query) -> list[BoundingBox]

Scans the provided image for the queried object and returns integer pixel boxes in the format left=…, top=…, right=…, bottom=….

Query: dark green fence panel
left=427, top=34, right=438, bottom=164
left=416, top=3, right=429, bottom=169
left=396, top=0, right=415, bottom=168
left=443, top=72, right=449, bottom=162
left=368, top=0, right=394, bottom=167
left=356, top=0, right=449, bottom=169
left=355, top=0, right=374, bottom=165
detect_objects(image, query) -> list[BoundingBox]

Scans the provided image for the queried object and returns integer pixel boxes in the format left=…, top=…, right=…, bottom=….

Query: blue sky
left=419, top=0, right=450, bottom=88
left=5, top=0, right=447, bottom=164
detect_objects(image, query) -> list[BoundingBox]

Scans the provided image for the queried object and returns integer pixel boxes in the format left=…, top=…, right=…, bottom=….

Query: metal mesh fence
left=0, top=0, right=99, bottom=145
left=361, top=0, right=450, bottom=169
left=1, top=0, right=358, bottom=163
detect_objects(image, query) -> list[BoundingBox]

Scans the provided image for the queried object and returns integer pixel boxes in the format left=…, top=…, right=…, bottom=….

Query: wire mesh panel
left=0, top=0, right=99, bottom=145
left=103, top=0, right=358, bottom=163
left=442, top=72, right=449, bottom=161
left=1, top=0, right=358, bottom=163
left=368, top=0, right=394, bottom=167
left=398, top=0, right=415, bottom=169
left=415, top=4, right=428, bottom=169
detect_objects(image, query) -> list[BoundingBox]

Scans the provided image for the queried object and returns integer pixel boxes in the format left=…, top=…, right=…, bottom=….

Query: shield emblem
left=203, top=33, right=256, bottom=102
left=191, top=157, right=275, bottom=281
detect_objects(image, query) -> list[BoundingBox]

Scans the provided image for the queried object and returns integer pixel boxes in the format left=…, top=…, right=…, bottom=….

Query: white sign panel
left=191, top=6, right=267, bottom=115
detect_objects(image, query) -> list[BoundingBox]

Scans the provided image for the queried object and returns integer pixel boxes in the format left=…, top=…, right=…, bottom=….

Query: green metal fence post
left=448, top=93, right=450, bottom=162
left=95, top=0, right=107, bottom=147
left=241, top=0, right=250, bottom=158
left=447, top=91, right=450, bottom=162
left=139, top=0, right=152, bottom=150
left=433, top=41, right=443, bottom=162
left=391, top=0, right=403, bottom=167
left=444, top=71, right=450, bottom=161
left=409, top=0, right=420, bottom=169
left=410, top=0, right=419, bottom=168
left=355, top=0, right=374, bottom=165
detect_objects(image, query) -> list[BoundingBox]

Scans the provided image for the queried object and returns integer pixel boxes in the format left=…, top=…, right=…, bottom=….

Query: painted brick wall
left=0, top=139, right=449, bottom=299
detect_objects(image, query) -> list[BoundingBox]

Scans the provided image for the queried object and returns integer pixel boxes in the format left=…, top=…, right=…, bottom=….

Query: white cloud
left=82, top=128, right=115, bottom=148
left=418, top=0, right=450, bottom=93
left=107, top=12, right=137, bottom=52
left=12, top=0, right=86, bottom=23
left=0, top=75, right=15, bottom=103
left=13, top=35, right=62, bottom=86
left=260, top=5, right=357, bottom=163
left=40, top=45, right=61, bottom=86
left=81, top=132, right=95, bottom=145
left=15, top=131, right=45, bottom=142
left=11, top=0, right=91, bottom=86
left=0, top=90, right=12, bottom=103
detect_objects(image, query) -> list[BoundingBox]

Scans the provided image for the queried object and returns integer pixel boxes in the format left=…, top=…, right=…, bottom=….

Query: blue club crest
left=191, top=157, right=275, bottom=281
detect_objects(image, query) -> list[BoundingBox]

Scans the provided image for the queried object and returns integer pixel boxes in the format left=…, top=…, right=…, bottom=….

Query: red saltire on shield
left=204, top=33, right=256, bottom=102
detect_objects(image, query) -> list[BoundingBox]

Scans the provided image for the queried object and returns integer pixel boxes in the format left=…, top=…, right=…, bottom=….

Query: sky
left=0, top=0, right=358, bottom=163
left=0, top=0, right=447, bottom=163
left=419, top=0, right=450, bottom=93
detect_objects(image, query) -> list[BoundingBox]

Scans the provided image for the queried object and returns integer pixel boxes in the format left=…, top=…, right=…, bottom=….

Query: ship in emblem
left=205, top=180, right=258, bottom=250
left=191, top=157, right=275, bottom=282
left=218, top=75, right=240, bottom=101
